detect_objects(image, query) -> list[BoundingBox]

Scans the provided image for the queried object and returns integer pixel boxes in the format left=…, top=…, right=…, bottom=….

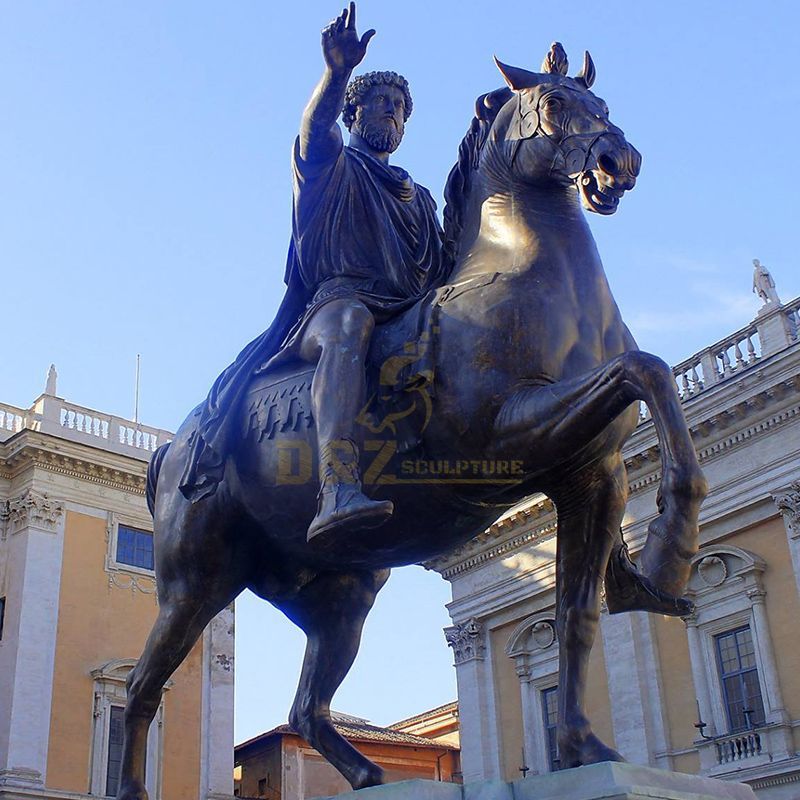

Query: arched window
left=89, top=659, right=169, bottom=798
left=505, top=613, right=559, bottom=774
left=683, top=545, right=793, bottom=774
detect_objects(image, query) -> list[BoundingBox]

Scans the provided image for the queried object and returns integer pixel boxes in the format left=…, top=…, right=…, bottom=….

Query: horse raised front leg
left=552, top=456, right=626, bottom=768
left=494, top=350, right=707, bottom=598
left=277, top=568, right=391, bottom=790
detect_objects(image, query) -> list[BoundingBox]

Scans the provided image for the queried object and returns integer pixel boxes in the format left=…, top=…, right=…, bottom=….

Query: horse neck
left=448, top=147, right=600, bottom=285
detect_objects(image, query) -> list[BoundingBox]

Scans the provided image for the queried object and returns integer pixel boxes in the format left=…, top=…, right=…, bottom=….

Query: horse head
left=489, top=42, right=641, bottom=215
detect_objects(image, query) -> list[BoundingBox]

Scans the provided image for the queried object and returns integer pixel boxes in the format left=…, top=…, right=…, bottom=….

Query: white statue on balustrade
left=752, top=259, right=781, bottom=308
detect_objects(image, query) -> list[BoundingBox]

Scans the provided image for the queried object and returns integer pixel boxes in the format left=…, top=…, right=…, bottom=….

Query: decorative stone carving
left=697, top=555, right=727, bottom=587
left=6, top=490, right=63, bottom=534
left=444, top=618, right=486, bottom=664
left=108, top=571, right=158, bottom=597
left=747, top=587, right=767, bottom=603
left=531, top=620, right=556, bottom=649
left=773, top=481, right=800, bottom=539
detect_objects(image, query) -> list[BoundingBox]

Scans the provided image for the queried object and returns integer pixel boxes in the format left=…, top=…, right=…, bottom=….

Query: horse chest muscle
left=435, top=256, right=624, bottom=443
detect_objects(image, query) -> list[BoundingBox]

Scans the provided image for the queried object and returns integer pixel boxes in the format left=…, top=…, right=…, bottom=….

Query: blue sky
left=3, top=2, right=799, bottom=742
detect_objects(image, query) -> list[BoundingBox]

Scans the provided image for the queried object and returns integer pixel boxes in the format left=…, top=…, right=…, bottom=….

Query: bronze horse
left=118, top=47, right=706, bottom=798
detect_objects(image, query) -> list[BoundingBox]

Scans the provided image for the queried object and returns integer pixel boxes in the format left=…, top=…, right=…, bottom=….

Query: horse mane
left=442, top=87, right=512, bottom=266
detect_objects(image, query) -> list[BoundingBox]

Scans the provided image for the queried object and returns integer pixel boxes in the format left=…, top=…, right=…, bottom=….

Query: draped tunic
left=178, top=137, right=448, bottom=502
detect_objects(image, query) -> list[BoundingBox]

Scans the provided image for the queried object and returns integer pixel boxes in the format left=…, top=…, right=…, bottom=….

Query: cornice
left=425, top=496, right=555, bottom=576
left=0, top=431, right=147, bottom=495
left=627, top=397, right=800, bottom=493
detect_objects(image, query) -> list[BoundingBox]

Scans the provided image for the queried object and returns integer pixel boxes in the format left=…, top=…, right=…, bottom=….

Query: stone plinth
left=314, top=763, right=757, bottom=800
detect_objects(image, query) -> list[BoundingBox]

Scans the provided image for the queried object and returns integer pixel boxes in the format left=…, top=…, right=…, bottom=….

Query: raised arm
left=299, top=2, right=375, bottom=163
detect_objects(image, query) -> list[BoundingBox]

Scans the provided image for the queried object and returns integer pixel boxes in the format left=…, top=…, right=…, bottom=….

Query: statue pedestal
left=313, top=763, right=756, bottom=800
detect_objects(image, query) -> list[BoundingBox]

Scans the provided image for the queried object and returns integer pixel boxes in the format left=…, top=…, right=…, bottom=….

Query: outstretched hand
left=322, top=2, right=375, bottom=73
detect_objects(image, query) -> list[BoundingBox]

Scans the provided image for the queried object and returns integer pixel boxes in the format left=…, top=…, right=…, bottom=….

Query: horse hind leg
left=276, top=568, right=390, bottom=790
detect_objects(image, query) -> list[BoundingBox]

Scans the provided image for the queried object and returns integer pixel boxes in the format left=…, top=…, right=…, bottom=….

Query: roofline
left=389, top=701, right=459, bottom=730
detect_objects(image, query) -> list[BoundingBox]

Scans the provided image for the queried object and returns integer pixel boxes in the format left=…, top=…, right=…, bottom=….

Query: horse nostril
left=597, top=153, right=618, bottom=175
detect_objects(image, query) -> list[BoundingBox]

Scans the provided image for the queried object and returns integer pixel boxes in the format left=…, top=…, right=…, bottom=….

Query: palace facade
left=0, top=372, right=234, bottom=800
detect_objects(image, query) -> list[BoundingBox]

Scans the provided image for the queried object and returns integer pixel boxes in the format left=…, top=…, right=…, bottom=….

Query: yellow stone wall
left=491, top=621, right=525, bottom=781
left=652, top=614, right=696, bottom=754
left=46, top=510, right=202, bottom=799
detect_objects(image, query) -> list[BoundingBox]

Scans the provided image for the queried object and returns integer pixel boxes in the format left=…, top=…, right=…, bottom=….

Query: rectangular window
left=715, top=626, right=765, bottom=733
left=258, top=777, right=266, bottom=797
left=116, top=525, right=154, bottom=571
left=0, top=596, right=5, bottom=640
left=105, top=705, right=125, bottom=797
left=541, top=685, right=559, bottom=771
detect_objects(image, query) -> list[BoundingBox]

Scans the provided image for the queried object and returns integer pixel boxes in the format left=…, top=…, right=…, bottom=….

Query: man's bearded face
left=353, top=84, right=406, bottom=155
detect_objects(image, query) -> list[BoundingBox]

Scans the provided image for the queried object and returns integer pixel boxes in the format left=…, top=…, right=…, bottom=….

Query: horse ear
left=575, top=50, right=596, bottom=89
left=494, top=56, right=540, bottom=90
left=541, top=42, right=568, bottom=75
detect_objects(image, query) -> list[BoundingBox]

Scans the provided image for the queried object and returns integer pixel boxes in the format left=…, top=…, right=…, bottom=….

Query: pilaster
left=200, top=604, right=236, bottom=800
left=0, top=491, right=65, bottom=788
left=772, top=481, right=800, bottom=598
left=599, top=610, right=670, bottom=769
left=445, top=619, right=500, bottom=782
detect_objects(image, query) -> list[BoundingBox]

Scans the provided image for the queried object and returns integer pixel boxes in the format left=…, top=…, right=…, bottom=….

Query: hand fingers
left=335, top=11, right=345, bottom=33
left=360, top=29, right=376, bottom=47
left=346, top=1, right=356, bottom=30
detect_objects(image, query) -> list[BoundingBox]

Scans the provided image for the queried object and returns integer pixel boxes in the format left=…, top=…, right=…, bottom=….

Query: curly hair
left=342, top=71, right=413, bottom=131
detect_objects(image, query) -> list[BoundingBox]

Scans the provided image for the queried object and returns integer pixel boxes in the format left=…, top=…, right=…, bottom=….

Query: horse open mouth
left=578, top=170, right=623, bottom=215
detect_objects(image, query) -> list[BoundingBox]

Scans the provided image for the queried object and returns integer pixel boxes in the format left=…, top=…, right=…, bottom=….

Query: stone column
left=772, top=482, right=800, bottom=598
left=745, top=589, right=787, bottom=725
left=445, top=618, right=499, bottom=782
left=0, top=492, right=65, bottom=789
left=683, top=613, right=716, bottom=737
left=200, top=604, right=236, bottom=800
left=515, top=665, right=539, bottom=775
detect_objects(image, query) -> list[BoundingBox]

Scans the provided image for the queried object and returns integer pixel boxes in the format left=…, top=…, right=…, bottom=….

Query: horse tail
left=146, top=442, right=171, bottom=517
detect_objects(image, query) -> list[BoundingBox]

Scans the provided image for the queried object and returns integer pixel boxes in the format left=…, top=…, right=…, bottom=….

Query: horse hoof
left=639, top=513, right=697, bottom=598
left=350, top=763, right=385, bottom=790
left=559, top=731, right=625, bottom=769
left=605, top=542, right=694, bottom=617
left=117, top=779, right=148, bottom=800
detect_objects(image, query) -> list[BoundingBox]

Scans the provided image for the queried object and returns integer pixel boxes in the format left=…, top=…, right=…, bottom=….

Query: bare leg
left=552, top=457, right=626, bottom=768
left=495, top=350, right=707, bottom=596
left=278, top=568, right=390, bottom=789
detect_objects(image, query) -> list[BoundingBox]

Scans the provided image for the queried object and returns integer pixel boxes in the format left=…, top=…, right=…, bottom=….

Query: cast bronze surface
left=118, top=8, right=706, bottom=798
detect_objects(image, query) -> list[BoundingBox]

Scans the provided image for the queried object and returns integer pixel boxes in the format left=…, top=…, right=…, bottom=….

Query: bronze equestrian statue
left=118, top=5, right=707, bottom=798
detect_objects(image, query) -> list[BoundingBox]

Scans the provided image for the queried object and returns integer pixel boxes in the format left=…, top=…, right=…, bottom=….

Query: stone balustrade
left=0, top=403, right=26, bottom=435
left=713, top=729, right=763, bottom=766
left=638, top=294, right=799, bottom=424
left=0, top=393, right=172, bottom=459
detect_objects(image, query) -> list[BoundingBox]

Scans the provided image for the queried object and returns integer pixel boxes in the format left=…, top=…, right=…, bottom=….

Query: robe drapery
left=178, top=139, right=449, bottom=503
